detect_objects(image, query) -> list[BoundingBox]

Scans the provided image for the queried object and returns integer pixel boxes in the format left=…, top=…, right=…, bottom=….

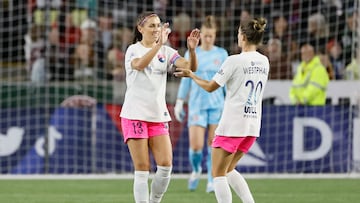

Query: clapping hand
left=157, top=22, right=172, bottom=45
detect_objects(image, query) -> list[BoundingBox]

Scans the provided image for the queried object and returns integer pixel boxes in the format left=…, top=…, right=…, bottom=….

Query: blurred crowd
left=23, top=0, right=359, bottom=83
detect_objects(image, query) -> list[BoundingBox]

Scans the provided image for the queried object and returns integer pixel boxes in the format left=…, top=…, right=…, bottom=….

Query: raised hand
left=157, top=22, right=172, bottom=45
left=187, top=28, right=200, bottom=50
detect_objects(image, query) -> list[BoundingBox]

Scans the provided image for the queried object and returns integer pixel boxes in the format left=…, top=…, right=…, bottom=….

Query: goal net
left=0, top=0, right=359, bottom=175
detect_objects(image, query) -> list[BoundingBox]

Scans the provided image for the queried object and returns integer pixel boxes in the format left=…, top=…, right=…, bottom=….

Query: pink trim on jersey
left=212, top=135, right=256, bottom=153
left=170, top=53, right=180, bottom=64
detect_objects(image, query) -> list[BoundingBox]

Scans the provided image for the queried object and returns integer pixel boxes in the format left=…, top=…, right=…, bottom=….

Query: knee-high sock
left=150, top=165, right=172, bottom=203
left=226, top=169, right=255, bottom=203
left=213, top=176, right=232, bottom=203
left=189, top=148, right=203, bottom=172
left=134, top=171, right=149, bottom=203
left=206, top=146, right=213, bottom=183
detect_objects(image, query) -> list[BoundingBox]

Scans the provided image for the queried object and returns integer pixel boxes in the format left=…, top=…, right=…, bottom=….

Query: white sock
left=226, top=169, right=255, bottom=203
left=213, top=176, right=232, bottom=203
left=134, top=171, right=149, bottom=203
left=150, top=165, right=172, bottom=203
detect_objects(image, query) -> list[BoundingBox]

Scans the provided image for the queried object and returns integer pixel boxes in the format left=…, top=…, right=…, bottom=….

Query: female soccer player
left=120, top=12, right=200, bottom=203
left=174, top=17, right=269, bottom=203
left=173, top=15, right=228, bottom=193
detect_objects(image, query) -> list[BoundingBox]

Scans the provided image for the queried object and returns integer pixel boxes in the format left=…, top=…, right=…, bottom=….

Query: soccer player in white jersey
left=120, top=12, right=200, bottom=203
left=173, top=15, right=228, bottom=193
left=174, top=17, right=269, bottom=203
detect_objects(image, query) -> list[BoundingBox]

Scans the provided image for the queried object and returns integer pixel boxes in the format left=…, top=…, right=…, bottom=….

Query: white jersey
left=213, top=51, right=269, bottom=137
left=120, top=42, right=180, bottom=122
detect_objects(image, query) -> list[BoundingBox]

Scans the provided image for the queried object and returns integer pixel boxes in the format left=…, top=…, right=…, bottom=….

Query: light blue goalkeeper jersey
left=177, top=46, right=228, bottom=110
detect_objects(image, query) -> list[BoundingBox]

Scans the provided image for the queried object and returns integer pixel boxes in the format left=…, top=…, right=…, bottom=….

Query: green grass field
left=0, top=178, right=359, bottom=203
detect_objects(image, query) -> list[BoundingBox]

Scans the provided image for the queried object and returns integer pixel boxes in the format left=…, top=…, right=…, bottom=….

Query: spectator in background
left=154, top=0, right=168, bottom=22
left=36, top=0, right=61, bottom=8
left=307, top=12, right=329, bottom=55
left=344, top=49, right=360, bottom=80
left=339, top=7, right=358, bottom=66
left=169, top=12, right=192, bottom=55
left=326, top=39, right=345, bottom=79
left=239, top=7, right=252, bottom=22
left=305, top=13, right=336, bottom=80
left=98, top=11, right=114, bottom=52
left=75, top=0, right=98, bottom=19
left=318, top=52, right=335, bottom=80
left=230, top=7, right=252, bottom=54
left=270, top=14, right=299, bottom=74
left=32, top=0, right=61, bottom=26
left=48, top=21, right=76, bottom=81
left=105, top=27, right=133, bottom=81
left=24, top=25, right=46, bottom=83
left=47, top=5, right=81, bottom=81
left=73, top=19, right=105, bottom=80
left=266, top=38, right=292, bottom=79
left=58, top=11, right=81, bottom=46
left=289, top=43, right=329, bottom=105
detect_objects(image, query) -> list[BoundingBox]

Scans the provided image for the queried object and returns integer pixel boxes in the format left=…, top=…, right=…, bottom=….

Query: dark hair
left=201, top=15, right=218, bottom=30
left=240, top=17, right=267, bottom=45
left=132, top=11, right=159, bottom=43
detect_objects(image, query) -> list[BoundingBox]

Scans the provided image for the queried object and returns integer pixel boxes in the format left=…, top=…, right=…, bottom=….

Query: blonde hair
left=308, top=13, right=329, bottom=38
left=202, top=15, right=218, bottom=30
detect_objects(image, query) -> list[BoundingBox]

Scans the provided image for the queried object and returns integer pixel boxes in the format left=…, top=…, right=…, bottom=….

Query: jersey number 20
left=245, top=80, right=263, bottom=105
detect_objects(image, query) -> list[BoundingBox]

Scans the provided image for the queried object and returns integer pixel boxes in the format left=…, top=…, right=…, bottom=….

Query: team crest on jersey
left=214, top=59, right=221, bottom=65
left=157, top=54, right=166, bottom=63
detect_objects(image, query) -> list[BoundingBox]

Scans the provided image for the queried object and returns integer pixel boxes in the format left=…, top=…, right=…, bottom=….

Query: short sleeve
left=165, top=46, right=180, bottom=65
left=124, top=44, right=138, bottom=71
left=212, top=57, right=234, bottom=87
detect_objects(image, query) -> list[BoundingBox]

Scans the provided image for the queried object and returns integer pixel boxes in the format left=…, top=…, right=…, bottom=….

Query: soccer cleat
left=206, top=181, right=214, bottom=193
left=188, top=167, right=202, bottom=191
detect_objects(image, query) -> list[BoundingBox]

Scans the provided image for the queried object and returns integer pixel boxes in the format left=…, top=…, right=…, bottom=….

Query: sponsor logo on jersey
left=217, top=69, right=224, bottom=75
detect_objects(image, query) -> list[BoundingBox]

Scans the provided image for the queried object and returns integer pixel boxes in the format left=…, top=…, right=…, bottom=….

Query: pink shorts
left=121, top=118, right=169, bottom=143
left=212, top=135, right=257, bottom=153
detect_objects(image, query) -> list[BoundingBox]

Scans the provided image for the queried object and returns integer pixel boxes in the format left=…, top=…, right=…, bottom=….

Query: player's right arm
left=174, top=68, right=220, bottom=92
left=131, top=45, right=161, bottom=71
left=131, top=23, right=171, bottom=70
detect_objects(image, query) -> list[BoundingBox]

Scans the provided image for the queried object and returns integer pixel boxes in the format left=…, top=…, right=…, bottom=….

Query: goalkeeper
left=174, top=15, right=228, bottom=193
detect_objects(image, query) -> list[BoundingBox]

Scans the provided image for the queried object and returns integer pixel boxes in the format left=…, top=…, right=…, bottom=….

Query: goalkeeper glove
left=174, top=99, right=185, bottom=122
